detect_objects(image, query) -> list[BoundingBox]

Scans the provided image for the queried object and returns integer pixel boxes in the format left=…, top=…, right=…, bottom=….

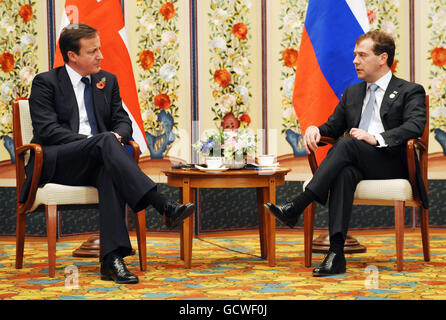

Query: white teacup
left=205, top=157, right=223, bottom=169
left=257, top=154, right=275, bottom=166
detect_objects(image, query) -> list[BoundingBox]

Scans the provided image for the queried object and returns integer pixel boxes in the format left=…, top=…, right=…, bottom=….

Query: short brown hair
left=59, top=23, right=98, bottom=63
left=356, top=30, right=395, bottom=68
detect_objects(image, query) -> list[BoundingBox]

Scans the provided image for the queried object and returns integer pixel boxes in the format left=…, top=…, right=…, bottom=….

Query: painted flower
left=283, top=10, right=300, bottom=31
left=432, top=8, right=446, bottom=30
left=239, top=113, right=251, bottom=124
left=19, top=66, right=36, bottom=86
left=139, top=14, right=156, bottom=32
left=211, top=8, right=228, bottom=25
left=0, top=17, right=15, bottom=34
left=19, top=4, right=33, bottom=23
left=139, top=50, right=155, bottom=70
left=160, top=63, right=177, bottom=82
left=283, top=76, right=295, bottom=99
left=154, top=93, right=171, bottom=110
left=142, top=108, right=157, bottom=124
left=235, top=85, right=249, bottom=104
left=367, top=9, right=377, bottom=24
left=139, top=79, right=154, bottom=98
left=20, top=33, right=36, bottom=47
left=161, top=30, right=177, bottom=46
left=160, top=2, right=175, bottom=21
left=219, top=94, right=236, bottom=114
left=0, top=52, right=15, bottom=73
left=214, top=69, right=231, bottom=88
left=210, top=37, right=227, bottom=52
left=431, top=47, right=446, bottom=67
left=381, top=21, right=397, bottom=37
left=232, top=22, right=248, bottom=40
left=432, top=106, right=446, bottom=118
left=431, top=74, right=446, bottom=99
left=232, top=56, right=249, bottom=76
left=282, top=48, right=299, bottom=68
left=1, top=81, right=13, bottom=98
left=283, top=107, right=297, bottom=122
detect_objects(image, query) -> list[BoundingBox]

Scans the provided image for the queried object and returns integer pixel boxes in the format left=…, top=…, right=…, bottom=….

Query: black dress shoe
left=264, top=201, right=303, bottom=228
left=312, top=251, right=346, bottom=277
left=100, top=254, right=139, bottom=284
left=163, top=201, right=195, bottom=229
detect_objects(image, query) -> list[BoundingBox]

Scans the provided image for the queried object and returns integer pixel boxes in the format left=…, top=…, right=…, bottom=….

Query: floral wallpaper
left=427, top=0, right=446, bottom=142
left=136, top=0, right=181, bottom=158
left=208, top=0, right=253, bottom=129
left=278, top=0, right=307, bottom=151
left=0, top=0, right=38, bottom=160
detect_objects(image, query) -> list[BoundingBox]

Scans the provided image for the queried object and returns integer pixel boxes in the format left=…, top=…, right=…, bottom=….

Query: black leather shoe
left=163, top=201, right=195, bottom=229
left=264, top=201, right=303, bottom=228
left=312, top=251, right=346, bottom=277
left=100, top=254, right=139, bottom=284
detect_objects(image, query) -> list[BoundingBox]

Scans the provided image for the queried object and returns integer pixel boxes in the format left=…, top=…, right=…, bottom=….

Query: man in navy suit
left=25, top=23, right=194, bottom=284
left=266, top=30, right=427, bottom=276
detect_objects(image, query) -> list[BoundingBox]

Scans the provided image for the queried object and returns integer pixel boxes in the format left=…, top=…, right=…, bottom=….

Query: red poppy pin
left=96, top=77, right=106, bottom=89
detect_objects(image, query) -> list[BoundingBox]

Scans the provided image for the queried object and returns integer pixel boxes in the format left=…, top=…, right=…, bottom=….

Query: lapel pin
left=389, top=91, right=397, bottom=99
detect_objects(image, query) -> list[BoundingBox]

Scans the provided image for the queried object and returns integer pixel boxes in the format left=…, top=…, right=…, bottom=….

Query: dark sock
left=292, top=189, right=316, bottom=210
left=329, top=233, right=345, bottom=254
left=145, top=188, right=169, bottom=215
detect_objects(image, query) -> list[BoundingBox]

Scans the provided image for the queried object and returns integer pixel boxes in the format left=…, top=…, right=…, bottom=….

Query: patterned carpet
left=1, top=230, right=446, bottom=300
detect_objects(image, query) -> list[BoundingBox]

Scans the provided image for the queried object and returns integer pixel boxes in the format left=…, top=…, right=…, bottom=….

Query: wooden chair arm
left=127, top=140, right=141, bottom=164
left=307, top=136, right=337, bottom=174
left=15, top=143, right=43, bottom=214
left=406, top=138, right=428, bottom=201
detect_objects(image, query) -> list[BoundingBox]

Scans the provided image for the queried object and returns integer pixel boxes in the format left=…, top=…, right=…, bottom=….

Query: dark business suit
left=305, top=75, right=427, bottom=238
left=24, top=66, right=156, bottom=258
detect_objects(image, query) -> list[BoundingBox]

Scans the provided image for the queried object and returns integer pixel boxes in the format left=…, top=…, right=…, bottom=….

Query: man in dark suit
left=25, top=23, right=195, bottom=284
left=265, top=30, right=426, bottom=276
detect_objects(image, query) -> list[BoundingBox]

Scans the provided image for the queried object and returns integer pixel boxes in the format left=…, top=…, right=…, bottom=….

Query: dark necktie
left=358, top=83, right=379, bottom=131
left=81, top=77, right=99, bottom=135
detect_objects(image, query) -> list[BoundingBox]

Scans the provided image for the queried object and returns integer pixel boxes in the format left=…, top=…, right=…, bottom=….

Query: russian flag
left=53, top=0, right=148, bottom=153
left=292, top=0, right=369, bottom=162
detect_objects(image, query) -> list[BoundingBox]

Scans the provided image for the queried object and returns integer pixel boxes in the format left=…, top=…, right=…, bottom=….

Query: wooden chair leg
left=304, top=201, right=316, bottom=268
left=46, top=204, right=58, bottom=277
left=15, top=211, right=27, bottom=269
left=419, top=207, right=430, bottom=262
left=134, top=209, right=147, bottom=271
left=256, top=188, right=267, bottom=259
left=394, top=200, right=405, bottom=272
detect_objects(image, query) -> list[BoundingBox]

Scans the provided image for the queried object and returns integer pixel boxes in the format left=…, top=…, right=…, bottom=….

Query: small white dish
left=195, top=165, right=229, bottom=172
left=252, top=162, right=280, bottom=168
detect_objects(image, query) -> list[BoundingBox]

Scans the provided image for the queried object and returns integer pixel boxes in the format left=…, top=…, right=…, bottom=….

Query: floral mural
left=208, top=0, right=253, bottom=130
left=427, top=0, right=446, bottom=155
left=136, top=0, right=181, bottom=159
left=278, top=0, right=307, bottom=157
left=0, top=0, right=38, bottom=162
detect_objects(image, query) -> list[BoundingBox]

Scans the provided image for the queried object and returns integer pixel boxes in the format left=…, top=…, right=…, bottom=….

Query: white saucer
left=253, top=162, right=280, bottom=168
left=195, top=165, right=229, bottom=172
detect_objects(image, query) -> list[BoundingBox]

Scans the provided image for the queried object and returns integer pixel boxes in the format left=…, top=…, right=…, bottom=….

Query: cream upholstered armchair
left=303, top=96, right=430, bottom=272
left=13, top=99, right=147, bottom=277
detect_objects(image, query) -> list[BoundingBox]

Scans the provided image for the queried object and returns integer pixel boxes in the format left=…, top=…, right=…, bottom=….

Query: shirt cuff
left=373, top=133, right=387, bottom=147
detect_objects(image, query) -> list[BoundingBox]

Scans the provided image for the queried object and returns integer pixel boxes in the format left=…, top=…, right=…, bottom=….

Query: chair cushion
left=29, top=183, right=99, bottom=212
left=303, top=178, right=413, bottom=201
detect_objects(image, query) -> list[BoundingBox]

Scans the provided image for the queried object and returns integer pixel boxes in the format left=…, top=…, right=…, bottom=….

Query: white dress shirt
left=362, top=70, right=393, bottom=147
left=65, top=64, right=93, bottom=137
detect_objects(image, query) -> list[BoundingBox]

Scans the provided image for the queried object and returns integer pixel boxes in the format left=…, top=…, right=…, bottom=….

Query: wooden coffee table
left=163, top=167, right=290, bottom=268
